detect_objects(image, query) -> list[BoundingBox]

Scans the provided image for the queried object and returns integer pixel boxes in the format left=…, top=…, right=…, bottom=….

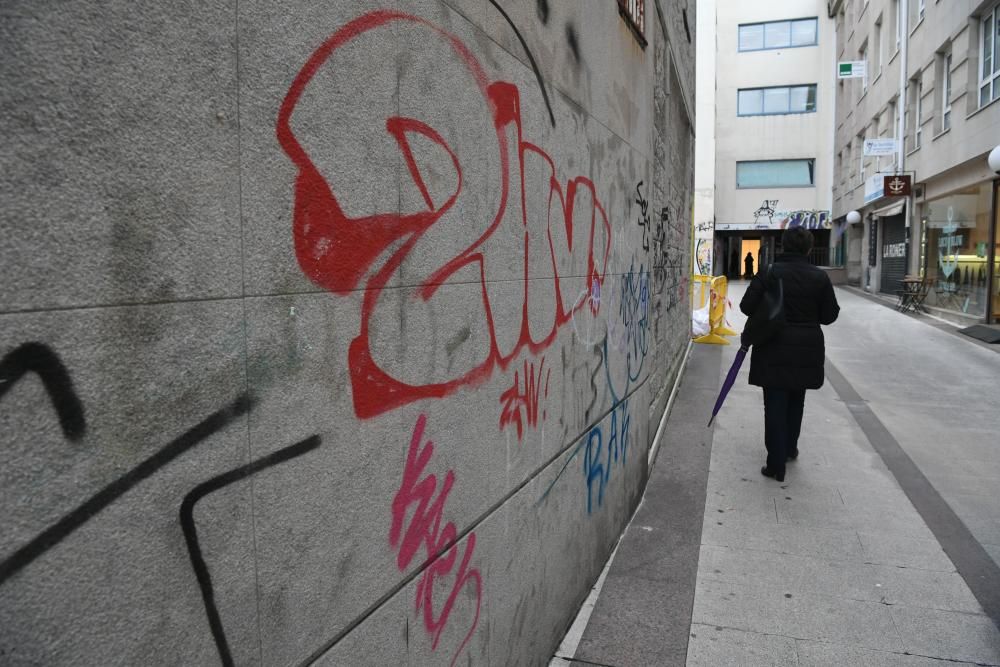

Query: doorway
left=740, top=239, right=761, bottom=279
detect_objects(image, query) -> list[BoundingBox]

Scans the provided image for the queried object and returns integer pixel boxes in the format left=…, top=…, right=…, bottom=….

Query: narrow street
left=553, top=284, right=1000, bottom=666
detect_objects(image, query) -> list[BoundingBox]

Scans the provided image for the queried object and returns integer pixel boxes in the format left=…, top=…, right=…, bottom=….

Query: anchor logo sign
left=884, top=174, right=912, bottom=196
left=939, top=206, right=959, bottom=279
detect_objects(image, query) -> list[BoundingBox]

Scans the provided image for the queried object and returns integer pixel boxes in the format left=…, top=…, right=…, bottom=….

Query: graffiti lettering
left=181, top=436, right=322, bottom=667
left=0, top=393, right=254, bottom=586
left=635, top=181, right=651, bottom=251
left=390, top=415, right=482, bottom=667
left=0, top=342, right=86, bottom=441
left=277, top=11, right=610, bottom=420
left=499, top=357, right=551, bottom=441
left=583, top=400, right=631, bottom=513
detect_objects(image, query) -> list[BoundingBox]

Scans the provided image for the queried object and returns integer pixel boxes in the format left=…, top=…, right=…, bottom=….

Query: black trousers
left=762, top=388, right=806, bottom=473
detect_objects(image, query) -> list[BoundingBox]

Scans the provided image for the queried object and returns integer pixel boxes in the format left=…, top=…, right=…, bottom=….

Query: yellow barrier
left=692, top=275, right=737, bottom=345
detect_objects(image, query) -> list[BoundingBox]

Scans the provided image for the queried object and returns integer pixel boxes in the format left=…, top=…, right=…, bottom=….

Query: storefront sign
left=863, top=138, right=898, bottom=156
left=882, top=242, right=906, bottom=258
left=884, top=175, right=912, bottom=197
left=864, top=174, right=885, bottom=204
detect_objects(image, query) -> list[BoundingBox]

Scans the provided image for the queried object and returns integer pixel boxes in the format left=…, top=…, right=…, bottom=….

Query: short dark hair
left=782, top=226, right=813, bottom=255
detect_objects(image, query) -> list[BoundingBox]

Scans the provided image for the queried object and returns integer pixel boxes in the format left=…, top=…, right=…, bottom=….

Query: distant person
left=744, top=252, right=755, bottom=279
left=739, top=227, right=840, bottom=482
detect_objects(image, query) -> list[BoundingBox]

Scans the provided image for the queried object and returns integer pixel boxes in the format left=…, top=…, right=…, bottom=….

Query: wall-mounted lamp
left=846, top=210, right=862, bottom=225
left=989, top=145, right=1000, bottom=175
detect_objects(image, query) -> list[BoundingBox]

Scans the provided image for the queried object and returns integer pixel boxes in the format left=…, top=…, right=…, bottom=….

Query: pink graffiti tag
left=389, top=415, right=482, bottom=666
left=498, top=357, right=551, bottom=440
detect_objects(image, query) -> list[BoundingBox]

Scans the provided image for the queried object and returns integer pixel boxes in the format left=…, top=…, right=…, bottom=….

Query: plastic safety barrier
left=692, top=275, right=738, bottom=345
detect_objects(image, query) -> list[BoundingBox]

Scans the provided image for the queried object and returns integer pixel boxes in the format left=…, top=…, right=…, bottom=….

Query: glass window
left=943, top=53, right=952, bottom=130
left=739, top=18, right=817, bottom=51
left=738, top=89, right=763, bottom=115
left=789, top=86, right=817, bottom=112
left=764, top=21, right=792, bottom=48
left=737, top=85, right=817, bottom=115
left=982, top=7, right=999, bottom=107
left=791, top=19, right=818, bottom=46
left=763, top=87, right=790, bottom=113
left=920, top=184, right=996, bottom=319
left=736, top=160, right=815, bottom=188
left=739, top=24, right=764, bottom=51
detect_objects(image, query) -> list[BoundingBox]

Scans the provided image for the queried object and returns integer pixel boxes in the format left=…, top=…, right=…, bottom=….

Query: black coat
left=739, top=254, right=840, bottom=389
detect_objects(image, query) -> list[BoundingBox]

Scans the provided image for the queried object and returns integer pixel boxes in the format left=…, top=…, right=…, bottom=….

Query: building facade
left=0, top=1, right=695, bottom=664
left=832, top=0, right=1000, bottom=324
left=708, top=0, right=837, bottom=279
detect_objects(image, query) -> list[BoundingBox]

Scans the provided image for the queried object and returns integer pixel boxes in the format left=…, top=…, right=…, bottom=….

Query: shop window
left=920, top=184, right=996, bottom=318
left=736, top=159, right=815, bottom=188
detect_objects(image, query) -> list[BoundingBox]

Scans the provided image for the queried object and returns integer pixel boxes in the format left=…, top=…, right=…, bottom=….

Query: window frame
left=738, top=17, right=819, bottom=52
left=942, top=52, right=952, bottom=130
left=914, top=76, right=923, bottom=148
left=735, top=159, right=817, bottom=189
left=980, top=4, right=1000, bottom=107
left=737, top=84, right=819, bottom=116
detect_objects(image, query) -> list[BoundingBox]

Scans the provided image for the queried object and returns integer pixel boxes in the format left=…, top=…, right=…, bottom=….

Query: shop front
left=919, top=181, right=1000, bottom=323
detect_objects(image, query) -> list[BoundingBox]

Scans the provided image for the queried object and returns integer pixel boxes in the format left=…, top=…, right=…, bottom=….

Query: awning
left=871, top=200, right=905, bottom=218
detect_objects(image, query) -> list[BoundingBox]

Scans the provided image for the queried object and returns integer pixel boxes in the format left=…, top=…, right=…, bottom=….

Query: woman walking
left=740, top=227, right=840, bottom=482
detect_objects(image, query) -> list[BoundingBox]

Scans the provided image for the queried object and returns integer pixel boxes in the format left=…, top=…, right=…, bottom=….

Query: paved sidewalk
left=551, top=283, right=1000, bottom=666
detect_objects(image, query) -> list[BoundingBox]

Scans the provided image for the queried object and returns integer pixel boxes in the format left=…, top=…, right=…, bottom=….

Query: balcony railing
left=617, top=0, right=647, bottom=46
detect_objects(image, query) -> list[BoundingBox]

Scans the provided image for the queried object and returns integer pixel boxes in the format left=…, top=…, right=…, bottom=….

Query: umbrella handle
left=707, top=415, right=715, bottom=428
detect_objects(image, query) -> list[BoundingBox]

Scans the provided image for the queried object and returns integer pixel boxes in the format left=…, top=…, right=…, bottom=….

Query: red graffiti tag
left=277, top=11, right=610, bottom=419
left=389, top=414, right=482, bottom=666
left=499, top=357, right=551, bottom=440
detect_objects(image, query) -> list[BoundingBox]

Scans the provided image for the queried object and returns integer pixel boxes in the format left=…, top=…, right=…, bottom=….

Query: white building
left=697, top=0, right=837, bottom=280
left=831, top=0, right=1000, bottom=325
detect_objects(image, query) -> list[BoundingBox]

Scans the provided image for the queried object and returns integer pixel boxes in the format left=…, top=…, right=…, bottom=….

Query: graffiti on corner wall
left=717, top=200, right=832, bottom=231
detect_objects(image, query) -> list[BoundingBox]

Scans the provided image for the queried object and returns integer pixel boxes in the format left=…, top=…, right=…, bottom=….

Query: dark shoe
left=761, top=466, right=785, bottom=482
left=787, top=449, right=799, bottom=461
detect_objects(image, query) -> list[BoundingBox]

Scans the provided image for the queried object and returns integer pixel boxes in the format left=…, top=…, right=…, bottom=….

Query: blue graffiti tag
left=604, top=261, right=650, bottom=403
left=583, top=400, right=631, bottom=514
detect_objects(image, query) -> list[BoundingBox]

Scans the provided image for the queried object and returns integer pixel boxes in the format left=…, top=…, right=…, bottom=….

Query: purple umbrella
left=707, top=345, right=748, bottom=427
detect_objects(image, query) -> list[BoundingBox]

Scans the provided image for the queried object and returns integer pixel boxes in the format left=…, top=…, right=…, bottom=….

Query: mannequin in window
left=744, top=252, right=755, bottom=279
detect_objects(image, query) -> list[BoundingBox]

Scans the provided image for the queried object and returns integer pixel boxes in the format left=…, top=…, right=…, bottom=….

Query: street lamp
left=846, top=210, right=861, bottom=224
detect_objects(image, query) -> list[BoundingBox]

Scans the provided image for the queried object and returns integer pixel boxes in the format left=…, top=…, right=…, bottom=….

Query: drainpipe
left=897, top=0, right=914, bottom=275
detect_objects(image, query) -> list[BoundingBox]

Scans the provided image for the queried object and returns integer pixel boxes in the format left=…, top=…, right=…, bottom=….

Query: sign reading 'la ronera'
left=884, top=174, right=912, bottom=197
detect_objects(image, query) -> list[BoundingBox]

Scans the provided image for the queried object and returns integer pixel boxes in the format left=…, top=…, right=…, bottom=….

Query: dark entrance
left=880, top=212, right=907, bottom=295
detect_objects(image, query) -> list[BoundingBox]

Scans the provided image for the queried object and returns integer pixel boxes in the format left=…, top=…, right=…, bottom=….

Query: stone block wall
left=0, top=1, right=694, bottom=664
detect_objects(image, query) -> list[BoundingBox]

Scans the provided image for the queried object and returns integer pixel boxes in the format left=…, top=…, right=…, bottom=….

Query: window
left=859, top=132, right=867, bottom=184
left=860, top=42, right=869, bottom=93
left=736, top=159, right=815, bottom=188
left=739, top=18, right=818, bottom=51
left=914, top=76, right=923, bottom=148
left=942, top=52, right=952, bottom=130
left=874, top=17, right=883, bottom=75
left=738, top=85, right=817, bottom=115
left=894, top=0, right=902, bottom=50
left=617, top=0, right=647, bottom=47
left=919, top=0, right=926, bottom=21
left=980, top=5, right=1000, bottom=107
